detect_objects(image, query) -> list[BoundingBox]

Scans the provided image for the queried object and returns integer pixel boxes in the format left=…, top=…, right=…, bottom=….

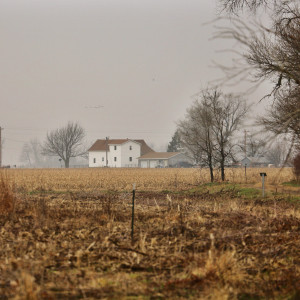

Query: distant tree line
left=20, top=122, right=87, bottom=168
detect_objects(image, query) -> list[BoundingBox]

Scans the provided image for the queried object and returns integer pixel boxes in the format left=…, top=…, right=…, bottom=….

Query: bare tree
left=217, top=0, right=300, bottom=145
left=266, top=140, right=289, bottom=167
left=20, top=143, right=32, bottom=166
left=261, top=89, right=300, bottom=143
left=221, top=0, right=277, bottom=13
left=210, top=91, right=248, bottom=181
left=20, top=139, right=46, bottom=167
left=238, top=133, right=267, bottom=157
left=178, top=89, right=248, bottom=182
left=178, top=93, right=215, bottom=182
left=42, top=122, right=86, bottom=168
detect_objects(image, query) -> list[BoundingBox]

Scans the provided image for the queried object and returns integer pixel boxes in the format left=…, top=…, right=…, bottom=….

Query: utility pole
left=105, top=136, right=109, bottom=167
left=244, top=130, right=248, bottom=158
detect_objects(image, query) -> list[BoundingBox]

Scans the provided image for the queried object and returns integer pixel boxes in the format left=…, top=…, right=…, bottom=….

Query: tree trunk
left=221, top=161, right=225, bottom=181
left=207, top=130, right=214, bottom=183
left=208, top=154, right=214, bottom=182
left=209, top=165, right=214, bottom=182
left=220, top=148, right=225, bottom=181
left=65, top=158, right=70, bottom=168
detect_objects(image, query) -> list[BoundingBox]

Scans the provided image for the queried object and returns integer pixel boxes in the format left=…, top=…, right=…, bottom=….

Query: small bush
left=0, top=174, right=15, bottom=217
left=293, top=153, right=300, bottom=182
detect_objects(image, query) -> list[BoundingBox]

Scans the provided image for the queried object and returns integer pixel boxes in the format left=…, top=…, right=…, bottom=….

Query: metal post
left=131, top=183, right=136, bottom=242
left=260, top=173, right=267, bottom=197
left=244, top=130, right=247, bottom=159
left=244, top=163, right=247, bottom=182
left=262, top=175, right=265, bottom=197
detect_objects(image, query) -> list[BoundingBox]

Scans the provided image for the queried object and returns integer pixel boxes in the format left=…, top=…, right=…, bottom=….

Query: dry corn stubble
left=0, top=173, right=16, bottom=217
left=0, top=167, right=299, bottom=299
left=3, top=167, right=294, bottom=192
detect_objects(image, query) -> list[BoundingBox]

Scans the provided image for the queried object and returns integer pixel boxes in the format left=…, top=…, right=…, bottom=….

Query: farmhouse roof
left=88, top=139, right=154, bottom=156
left=138, top=152, right=180, bottom=159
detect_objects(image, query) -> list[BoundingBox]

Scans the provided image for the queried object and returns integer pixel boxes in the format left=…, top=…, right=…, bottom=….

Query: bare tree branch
left=216, top=0, right=300, bottom=146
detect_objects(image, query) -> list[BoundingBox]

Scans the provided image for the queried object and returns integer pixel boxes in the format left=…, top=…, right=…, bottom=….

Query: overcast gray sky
left=1, top=0, right=269, bottom=165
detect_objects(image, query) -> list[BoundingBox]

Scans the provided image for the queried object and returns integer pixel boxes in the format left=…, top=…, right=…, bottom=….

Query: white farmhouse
left=88, top=139, right=154, bottom=168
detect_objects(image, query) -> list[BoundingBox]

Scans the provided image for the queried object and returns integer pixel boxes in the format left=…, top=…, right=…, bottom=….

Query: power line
left=5, top=138, right=27, bottom=143
left=4, top=127, right=172, bottom=135
left=5, top=127, right=48, bottom=131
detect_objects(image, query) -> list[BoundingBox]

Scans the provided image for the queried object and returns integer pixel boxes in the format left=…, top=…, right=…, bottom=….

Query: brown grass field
left=0, top=167, right=299, bottom=299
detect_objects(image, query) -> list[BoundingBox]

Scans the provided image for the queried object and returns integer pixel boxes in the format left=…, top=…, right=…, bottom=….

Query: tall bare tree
left=178, top=93, right=215, bottom=182
left=210, top=91, right=248, bottom=181
left=20, top=143, right=32, bottom=166
left=266, top=140, right=289, bottom=167
left=20, top=139, right=46, bottom=167
left=238, top=133, right=267, bottom=158
left=42, top=122, right=86, bottom=168
left=218, top=0, right=300, bottom=146
left=178, top=89, right=248, bottom=182
left=221, top=0, right=277, bottom=13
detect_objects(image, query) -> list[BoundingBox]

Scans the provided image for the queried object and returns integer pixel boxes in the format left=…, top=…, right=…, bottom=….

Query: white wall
left=121, top=141, right=140, bottom=167
left=140, top=160, right=148, bottom=168
left=88, top=140, right=142, bottom=168
left=108, top=144, right=121, bottom=167
left=89, top=151, right=106, bottom=167
left=150, top=160, right=158, bottom=168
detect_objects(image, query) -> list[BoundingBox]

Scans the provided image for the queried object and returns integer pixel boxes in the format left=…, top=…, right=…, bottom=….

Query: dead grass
left=2, top=167, right=294, bottom=193
left=0, top=173, right=16, bottom=218
left=0, top=168, right=299, bottom=299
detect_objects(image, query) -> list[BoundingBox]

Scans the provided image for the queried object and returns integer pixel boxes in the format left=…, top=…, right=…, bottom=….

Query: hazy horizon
left=1, top=0, right=270, bottom=166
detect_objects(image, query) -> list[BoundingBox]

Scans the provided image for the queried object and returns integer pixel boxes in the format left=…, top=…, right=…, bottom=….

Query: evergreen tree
left=167, top=130, right=182, bottom=152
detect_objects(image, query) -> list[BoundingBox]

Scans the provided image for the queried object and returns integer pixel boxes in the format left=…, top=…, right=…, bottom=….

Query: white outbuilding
left=138, top=152, right=193, bottom=168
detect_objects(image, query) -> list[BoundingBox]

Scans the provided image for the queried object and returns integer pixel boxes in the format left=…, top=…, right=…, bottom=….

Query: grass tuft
left=0, top=173, right=16, bottom=217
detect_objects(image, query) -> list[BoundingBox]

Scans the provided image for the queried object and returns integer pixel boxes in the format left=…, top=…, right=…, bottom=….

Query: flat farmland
left=3, top=167, right=296, bottom=192
left=0, top=168, right=299, bottom=299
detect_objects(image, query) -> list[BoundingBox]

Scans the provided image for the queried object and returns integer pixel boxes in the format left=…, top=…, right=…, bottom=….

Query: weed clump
left=0, top=174, right=15, bottom=217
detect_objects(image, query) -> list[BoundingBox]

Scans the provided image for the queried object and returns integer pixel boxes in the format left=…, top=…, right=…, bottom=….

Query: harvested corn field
left=3, top=167, right=296, bottom=192
left=0, top=168, right=299, bottom=299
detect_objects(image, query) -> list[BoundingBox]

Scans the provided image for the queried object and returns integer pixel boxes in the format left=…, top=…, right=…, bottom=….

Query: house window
left=114, top=146, right=117, bottom=150
left=114, top=157, right=117, bottom=162
left=129, top=146, right=132, bottom=150
left=129, top=157, right=132, bottom=162
left=93, top=158, right=96, bottom=163
left=102, top=157, right=104, bottom=162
